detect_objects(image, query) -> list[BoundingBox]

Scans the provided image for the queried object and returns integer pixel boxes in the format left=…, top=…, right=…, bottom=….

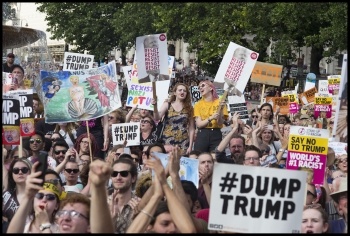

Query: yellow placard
left=288, top=135, right=328, bottom=154
left=315, top=97, right=333, bottom=105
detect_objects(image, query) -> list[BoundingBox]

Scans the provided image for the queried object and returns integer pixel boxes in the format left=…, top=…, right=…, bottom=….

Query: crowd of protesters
left=2, top=54, right=348, bottom=234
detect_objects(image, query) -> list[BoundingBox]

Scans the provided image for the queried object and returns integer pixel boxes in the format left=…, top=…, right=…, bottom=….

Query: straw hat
left=330, top=177, right=347, bottom=203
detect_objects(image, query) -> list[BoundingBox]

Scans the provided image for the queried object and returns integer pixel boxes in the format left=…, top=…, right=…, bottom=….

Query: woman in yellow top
left=193, top=80, right=229, bottom=153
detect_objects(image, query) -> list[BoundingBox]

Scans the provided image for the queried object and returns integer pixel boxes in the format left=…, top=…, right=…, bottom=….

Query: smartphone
left=261, top=154, right=278, bottom=167
left=267, top=125, right=273, bottom=130
left=36, top=151, right=48, bottom=185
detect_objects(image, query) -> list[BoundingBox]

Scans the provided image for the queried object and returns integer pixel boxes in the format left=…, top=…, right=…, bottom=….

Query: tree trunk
left=309, top=45, right=324, bottom=77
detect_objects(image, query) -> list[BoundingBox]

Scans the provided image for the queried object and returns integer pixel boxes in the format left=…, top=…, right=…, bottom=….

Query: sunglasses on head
left=45, top=178, right=60, bottom=185
left=111, top=170, right=130, bottom=178
left=29, top=138, right=42, bottom=144
left=35, top=192, right=56, bottom=201
left=65, top=168, right=79, bottom=174
left=13, top=167, right=29, bottom=174
left=54, top=150, right=67, bottom=155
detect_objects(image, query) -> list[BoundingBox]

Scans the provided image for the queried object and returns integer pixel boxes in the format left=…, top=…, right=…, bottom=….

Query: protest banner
left=328, top=141, right=347, bottom=157
left=332, top=54, right=347, bottom=143
left=208, top=163, right=306, bottom=233
left=153, top=152, right=199, bottom=189
left=228, top=95, right=249, bottom=121
left=136, top=33, right=169, bottom=83
left=190, top=85, right=201, bottom=106
left=314, top=96, right=332, bottom=119
left=8, top=89, right=35, bottom=137
left=127, top=54, right=170, bottom=110
left=327, top=75, right=341, bottom=95
left=214, top=42, right=259, bottom=94
left=318, top=80, right=329, bottom=95
left=63, top=52, right=94, bottom=71
left=265, top=97, right=289, bottom=115
left=250, top=61, right=283, bottom=86
left=281, top=90, right=299, bottom=114
left=40, top=61, right=121, bottom=123
left=304, top=73, right=316, bottom=91
left=122, top=65, right=132, bottom=89
left=2, top=93, right=21, bottom=145
left=111, top=123, right=140, bottom=146
left=286, top=126, right=328, bottom=185
left=298, top=87, right=317, bottom=105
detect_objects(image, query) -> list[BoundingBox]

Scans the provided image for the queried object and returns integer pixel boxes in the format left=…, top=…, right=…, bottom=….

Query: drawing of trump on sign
left=136, top=33, right=169, bottom=83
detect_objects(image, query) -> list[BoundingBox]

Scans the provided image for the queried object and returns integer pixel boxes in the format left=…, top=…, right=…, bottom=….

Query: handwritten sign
left=63, top=52, right=94, bottom=71
left=250, top=61, right=283, bottom=86
left=111, top=123, right=140, bottom=146
left=209, top=163, right=306, bottom=233
left=298, top=87, right=317, bottom=105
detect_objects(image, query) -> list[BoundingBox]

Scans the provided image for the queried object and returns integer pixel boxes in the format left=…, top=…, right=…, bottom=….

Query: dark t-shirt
left=2, top=191, right=20, bottom=223
left=2, top=63, right=13, bottom=73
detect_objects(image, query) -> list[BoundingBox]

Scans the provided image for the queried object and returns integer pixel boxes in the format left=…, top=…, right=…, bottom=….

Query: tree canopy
left=35, top=2, right=347, bottom=76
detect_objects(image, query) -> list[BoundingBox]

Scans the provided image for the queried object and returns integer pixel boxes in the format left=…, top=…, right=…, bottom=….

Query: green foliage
left=36, top=2, right=347, bottom=75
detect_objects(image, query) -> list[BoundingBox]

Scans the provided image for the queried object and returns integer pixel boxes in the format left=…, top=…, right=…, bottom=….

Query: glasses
left=65, top=169, right=79, bottom=174
left=132, top=158, right=139, bottom=162
left=29, top=138, right=42, bottom=144
left=54, top=150, right=67, bottom=155
left=307, top=190, right=316, bottom=197
left=80, top=141, right=89, bottom=145
left=56, top=210, right=88, bottom=220
left=108, top=116, right=115, bottom=120
left=35, top=192, right=56, bottom=201
left=339, top=159, right=347, bottom=164
left=45, top=178, right=60, bottom=185
left=140, top=120, right=151, bottom=124
left=111, top=170, right=130, bottom=178
left=13, top=167, right=29, bottom=174
left=231, top=145, right=243, bottom=149
left=51, top=138, right=60, bottom=142
left=251, top=115, right=258, bottom=118
left=244, top=157, right=260, bottom=162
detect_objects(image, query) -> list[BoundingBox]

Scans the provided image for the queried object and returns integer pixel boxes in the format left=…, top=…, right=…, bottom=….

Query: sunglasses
left=278, top=164, right=286, bottom=169
left=35, top=192, right=56, bottom=201
left=13, top=167, right=29, bottom=174
left=115, top=152, right=121, bottom=156
left=45, top=178, right=60, bottom=185
left=199, top=83, right=206, bottom=88
left=251, top=115, right=258, bottom=118
left=51, top=138, right=60, bottom=142
left=140, top=120, right=151, bottom=124
left=54, top=150, right=67, bottom=155
left=108, top=116, right=115, bottom=120
left=56, top=210, right=88, bottom=220
left=65, top=169, right=79, bottom=174
left=29, top=138, right=42, bottom=144
left=132, top=158, right=139, bottom=162
left=307, top=190, right=316, bottom=197
left=111, top=170, right=130, bottom=178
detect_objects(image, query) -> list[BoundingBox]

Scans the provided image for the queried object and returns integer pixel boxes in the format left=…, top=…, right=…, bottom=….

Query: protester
left=301, top=204, right=329, bottom=233
left=193, top=80, right=228, bottom=153
left=3, top=52, right=16, bottom=72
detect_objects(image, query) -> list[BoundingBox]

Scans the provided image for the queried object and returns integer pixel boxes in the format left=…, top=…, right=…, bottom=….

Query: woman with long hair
left=153, top=83, right=195, bottom=155
left=3, top=158, right=33, bottom=223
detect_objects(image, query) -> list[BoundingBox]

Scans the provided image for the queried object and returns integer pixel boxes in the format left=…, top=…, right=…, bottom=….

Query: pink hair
left=199, top=80, right=219, bottom=100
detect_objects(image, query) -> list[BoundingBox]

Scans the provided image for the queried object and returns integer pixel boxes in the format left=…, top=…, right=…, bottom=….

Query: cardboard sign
left=63, top=52, right=94, bottom=71
left=298, top=87, right=317, bottom=105
left=250, top=61, right=283, bottom=86
left=111, top=123, right=140, bottom=146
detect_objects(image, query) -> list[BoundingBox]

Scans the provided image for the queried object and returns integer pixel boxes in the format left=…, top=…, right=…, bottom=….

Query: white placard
left=111, top=123, right=140, bottom=146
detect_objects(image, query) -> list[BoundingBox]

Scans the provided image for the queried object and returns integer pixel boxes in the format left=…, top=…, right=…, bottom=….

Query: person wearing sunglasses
left=3, top=158, right=33, bottom=224
left=27, top=130, right=57, bottom=169
left=6, top=161, right=62, bottom=233
left=193, top=80, right=229, bottom=153
left=139, top=114, right=158, bottom=146
left=62, top=160, right=83, bottom=193
left=109, top=157, right=140, bottom=233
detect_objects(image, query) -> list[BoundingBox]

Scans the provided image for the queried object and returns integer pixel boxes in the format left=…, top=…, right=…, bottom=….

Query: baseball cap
left=7, top=53, right=15, bottom=58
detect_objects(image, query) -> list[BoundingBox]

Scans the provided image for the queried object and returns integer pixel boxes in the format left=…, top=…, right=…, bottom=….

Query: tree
left=36, top=2, right=124, bottom=61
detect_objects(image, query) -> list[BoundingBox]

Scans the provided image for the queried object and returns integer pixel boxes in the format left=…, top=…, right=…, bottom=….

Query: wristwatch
left=39, top=223, right=51, bottom=231
left=278, top=149, right=285, bottom=153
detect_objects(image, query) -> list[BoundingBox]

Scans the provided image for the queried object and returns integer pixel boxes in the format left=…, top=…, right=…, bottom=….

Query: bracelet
left=140, top=209, right=154, bottom=220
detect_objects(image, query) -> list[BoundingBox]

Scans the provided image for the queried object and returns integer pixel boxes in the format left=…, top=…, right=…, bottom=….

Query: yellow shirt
left=193, top=98, right=228, bottom=128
